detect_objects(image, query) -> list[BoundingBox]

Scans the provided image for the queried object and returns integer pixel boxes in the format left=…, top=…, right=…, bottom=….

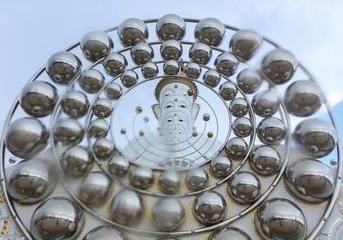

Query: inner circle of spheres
left=0, top=14, right=340, bottom=240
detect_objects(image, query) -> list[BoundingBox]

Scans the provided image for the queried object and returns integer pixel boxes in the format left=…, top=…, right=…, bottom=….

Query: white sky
left=0, top=0, right=342, bottom=128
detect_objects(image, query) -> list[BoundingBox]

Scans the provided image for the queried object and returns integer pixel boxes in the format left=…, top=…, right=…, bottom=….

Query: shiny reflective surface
left=189, top=42, right=212, bottom=64
left=185, top=62, right=201, bottom=79
left=118, top=18, right=148, bottom=47
left=61, top=90, right=90, bottom=118
left=108, top=155, right=130, bottom=178
left=215, top=52, right=239, bottom=76
left=160, top=40, right=183, bottom=60
left=53, top=118, right=84, bottom=145
left=257, top=117, right=286, bottom=145
left=230, top=29, right=262, bottom=61
left=141, top=62, right=159, bottom=78
left=92, top=98, right=113, bottom=118
left=79, top=69, right=105, bottom=93
left=195, top=18, right=225, bottom=46
left=252, top=90, right=280, bottom=117
left=250, top=145, right=281, bottom=176
left=203, top=69, right=221, bottom=87
left=83, top=226, right=128, bottom=240
left=236, top=68, right=262, bottom=94
left=156, top=14, right=186, bottom=41
left=103, top=53, right=127, bottom=76
left=131, top=42, right=154, bottom=65
left=209, top=227, right=251, bottom=240
left=163, top=60, right=180, bottom=75
left=228, top=171, right=260, bottom=204
left=88, top=118, right=110, bottom=138
left=186, top=167, right=209, bottom=191
left=130, top=167, right=154, bottom=189
left=225, top=137, right=248, bottom=160
left=219, top=81, right=237, bottom=100
left=61, top=145, right=93, bottom=176
left=229, top=97, right=248, bottom=117
left=232, top=117, right=252, bottom=137
left=158, top=170, right=181, bottom=194
left=80, top=31, right=113, bottom=62
left=120, top=70, right=139, bottom=88
left=105, top=82, right=122, bottom=100
left=92, top=137, right=116, bottom=161
left=210, top=155, right=232, bottom=178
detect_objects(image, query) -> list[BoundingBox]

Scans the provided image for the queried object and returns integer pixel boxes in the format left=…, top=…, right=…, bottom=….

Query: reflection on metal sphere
left=108, top=155, right=130, bottom=178
left=229, top=97, right=248, bottom=117
left=61, top=145, right=93, bottom=176
left=249, top=145, right=281, bottom=176
left=219, top=82, right=237, bottom=101
left=185, top=62, right=201, bottom=79
left=131, top=42, right=154, bottom=65
left=118, top=18, right=148, bottom=47
left=252, top=90, right=280, bottom=117
left=92, top=138, right=116, bottom=161
left=158, top=170, right=181, bottom=194
left=120, top=70, right=139, bottom=88
left=210, top=155, right=232, bottom=178
left=189, top=43, right=212, bottom=65
left=130, top=167, right=154, bottom=189
left=103, top=53, right=127, bottom=76
left=225, top=137, right=248, bottom=160
left=141, top=62, right=159, bottom=79
left=195, top=18, right=225, bottom=46
left=209, top=227, right=252, bottom=240
left=105, top=82, right=122, bottom=100
left=232, top=117, right=252, bottom=138
left=80, top=31, right=113, bottom=62
left=236, top=68, right=262, bottom=94
left=79, top=69, right=105, bottom=94
left=61, top=90, right=90, bottom=118
left=257, top=117, right=287, bottom=145
left=160, top=40, right=183, bottom=60
left=83, top=226, right=128, bottom=240
left=156, top=14, right=186, bottom=41
left=230, top=29, right=262, bottom=61
left=215, top=52, right=239, bottom=76
left=203, top=69, right=221, bottom=87
left=186, top=167, right=209, bottom=191
left=53, top=118, right=84, bottom=145
left=88, top=118, right=110, bottom=138
left=92, top=98, right=113, bottom=118
left=163, top=60, right=180, bottom=75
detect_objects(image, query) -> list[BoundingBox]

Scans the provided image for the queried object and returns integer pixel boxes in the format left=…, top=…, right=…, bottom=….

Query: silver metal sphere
left=61, top=145, right=93, bottom=176
left=5, top=117, right=49, bottom=158
left=92, top=137, right=116, bottom=161
left=229, top=97, right=248, bottom=117
left=185, top=62, right=201, bottom=79
left=225, top=137, right=248, bottom=160
left=203, top=69, right=221, bottom=87
left=92, top=98, right=113, bottom=118
left=129, top=167, right=154, bottom=189
left=257, top=117, right=287, bottom=145
left=210, top=155, right=232, bottom=178
left=160, top=40, right=183, bottom=60
left=88, top=118, right=110, bottom=138
left=118, top=18, right=148, bottom=47
left=141, top=62, right=159, bottom=78
left=110, top=189, right=144, bottom=226
left=31, top=197, right=84, bottom=240
left=285, top=158, right=334, bottom=202
left=80, top=31, right=113, bottom=62
left=79, top=69, right=105, bottom=94
left=158, top=170, right=181, bottom=194
left=284, top=80, right=322, bottom=117
left=203, top=113, right=211, bottom=121
left=103, top=53, right=127, bottom=76
left=46, top=51, right=82, bottom=85
left=252, top=90, right=280, bottom=117
left=236, top=68, right=262, bottom=94
left=7, top=159, right=56, bottom=204
left=105, top=82, right=122, bottom=100
left=249, top=145, right=281, bottom=176
left=120, top=70, right=139, bottom=88
left=262, top=48, right=298, bottom=84
left=131, top=42, right=154, bottom=65
left=152, top=198, right=185, bottom=231
left=232, top=117, right=252, bottom=137
left=189, top=43, right=212, bottom=64
left=53, top=118, right=84, bottom=145
left=215, top=52, right=239, bottom=76
left=83, top=226, right=128, bottom=240
left=255, top=198, right=307, bottom=240
left=61, top=90, right=90, bottom=118
left=229, top=29, right=262, bottom=61
left=294, top=118, right=337, bottom=157
left=79, top=171, right=111, bottom=205
left=156, top=14, right=186, bottom=41
left=186, top=167, right=209, bottom=191
left=227, top=171, right=261, bottom=204
left=108, top=155, right=130, bottom=178
left=219, top=81, right=237, bottom=100
left=163, top=60, right=180, bottom=75
left=195, top=18, right=225, bottom=46
left=209, top=227, right=252, bottom=240
left=19, top=81, right=58, bottom=117
left=193, top=191, right=227, bottom=225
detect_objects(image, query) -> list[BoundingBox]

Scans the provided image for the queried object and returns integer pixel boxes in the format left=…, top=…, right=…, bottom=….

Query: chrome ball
left=129, top=167, right=154, bottom=189
left=80, top=31, right=113, bottom=62
left=53, top=118, right=84, bottom=145
left=110, top=189, right=144, bottom=226
left=250, top=145, right=281, bottom=176
left=88, top=118, right=110, bottom=138
left=131, top=42, right=154, bottom=65
left=210, top=155, right=232, bottom=178
left=252, top=90, right=280, bottom=117
left=209, top=227, right=251, bottom=240
left=141, top=62, right=159, bottom=78
left=232, top=117, right=252, bottom=137
left=83, top=226, right=128, bottom=240
left=186, top=167, right=209, bottom=191
left=189, top=43, right=212, bottom=64
left=219, top=81, right=237, bottom=100
left=158, top=170, right=181, bottom=194
left=163, top=60, right=180, bottom=75
left=105, top=82, right=122, bottom=100
left=185, top=62, right=201, bottom=79
left=92, top=98, right=113, bottom=118
left=195, top=18, right=225, bottom=46
left=255, top=198, right=307, bottom=240
left=257, top=117, right=287, bottom=145
left=225, top=137, right=248, bottom=160
left=7, top=159, right=56, bottom=204
left=160, top=40, right=183, bottom=60
left=152, top=198, right=185, bottom=231
left=108, top=155, right=130, bottom=178
left=156, top=14, right=186, bottom=40
left=203, top=69, right=221, bottom=87
left=294, top=118, right=337, bottom=157
left=227, top=171, right=261, bottom=204
left=31, top=197, right=84, bottom=240
left=120, top=70, right=139, bottom=88
left=103, top=53, right=127, bottom=76
left=79, top=171, right=111, bottom=205
left=193, top=191, right=227, bottom=224
left=229, top=98, right=249, bottom=117
left=118, top=18, right=148, bottom=47
left=285, top=158, right=334, bottom=202
left=79, top=69, right=105, bottom=93
left=19, top=81, right=58, bottom=117
left=236, top=68, right=262, bottom=94
left=46, top=51, right=82, bottom=85
left=5, top=117, right=48, bottom=158
left=230, top=29, right=262, bottom=61
left=61, top=90, right=90, bottom=118
left=92, top=137, right=116, bottom=161
left=262, top=48, right=298, bottom=84
left=284, top=80, right=322, bottom=117
left=215, top=52, right=239, bottom=76
left=61, top=145, right=93, bottom=176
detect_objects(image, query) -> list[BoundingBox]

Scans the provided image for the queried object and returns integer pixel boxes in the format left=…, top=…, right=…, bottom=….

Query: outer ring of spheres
left=1, top=15, right=340, bottom=240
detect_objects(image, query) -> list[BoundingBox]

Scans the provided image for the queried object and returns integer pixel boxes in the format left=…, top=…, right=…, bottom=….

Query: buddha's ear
left=151, top=104, right=160, bottom=120
left=192, top=103, right=201, bottom=123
